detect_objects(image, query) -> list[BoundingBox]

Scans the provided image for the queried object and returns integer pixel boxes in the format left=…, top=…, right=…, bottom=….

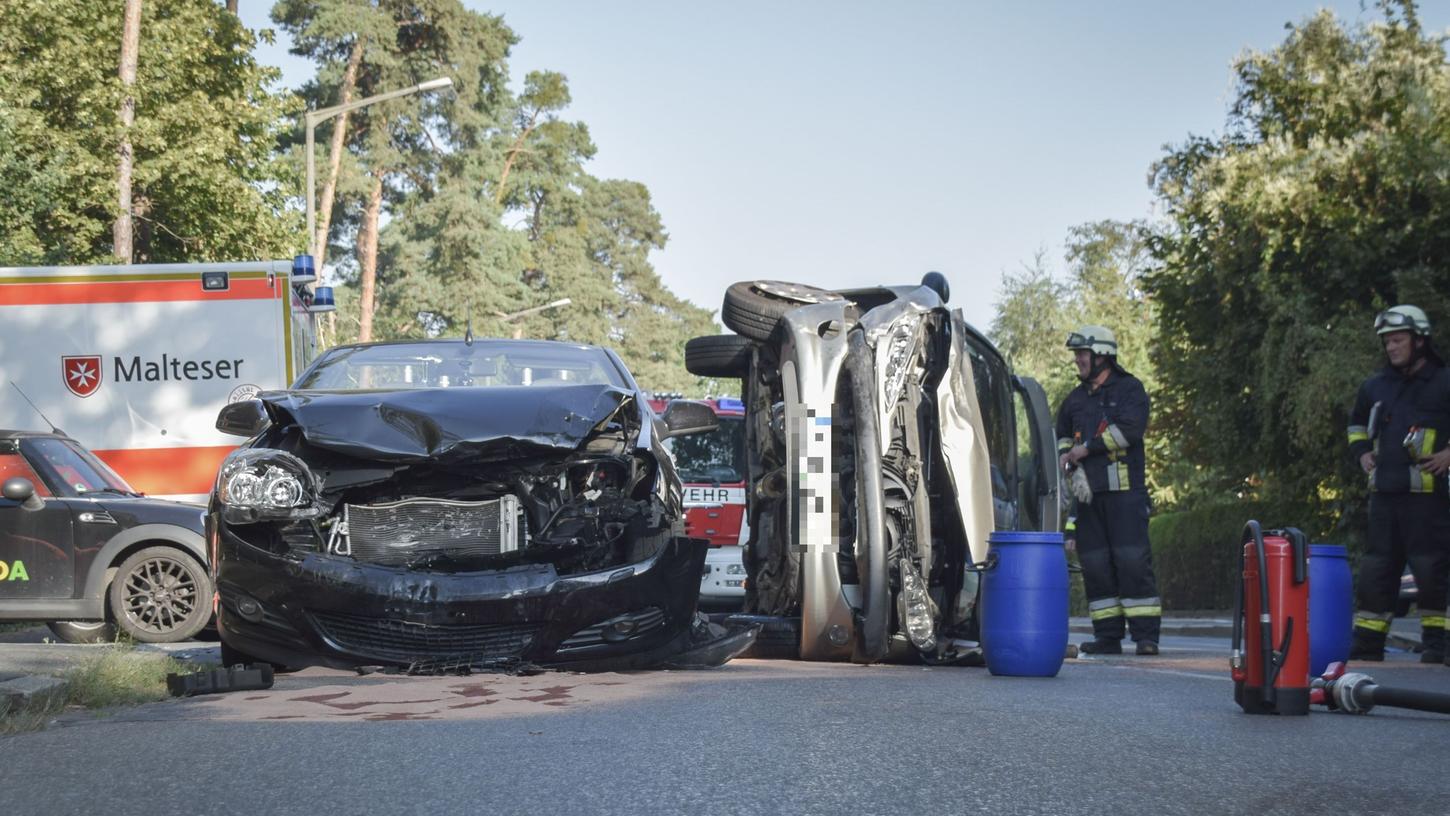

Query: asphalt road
left=3, top=633, right=1449, bottom=816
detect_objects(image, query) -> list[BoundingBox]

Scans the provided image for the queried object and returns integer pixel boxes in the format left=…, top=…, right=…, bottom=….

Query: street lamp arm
left=307, top=77, right=453, bottom=124
left=498, top=297, right=573, bottom=322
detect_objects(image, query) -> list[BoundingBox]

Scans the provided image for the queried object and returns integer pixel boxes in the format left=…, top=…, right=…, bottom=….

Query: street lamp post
left=496, top=298, right=572, bottom=339
left=304, top=76, right=453, bottom=260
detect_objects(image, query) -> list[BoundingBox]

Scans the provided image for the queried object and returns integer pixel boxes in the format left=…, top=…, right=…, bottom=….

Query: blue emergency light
left=310, top=286, right=336, bottom=313
left=291, top=254, right=317, bottom=284
left=717, top=396, right=745, bottom=412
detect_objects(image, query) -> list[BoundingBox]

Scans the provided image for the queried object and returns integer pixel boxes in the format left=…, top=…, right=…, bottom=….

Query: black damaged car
left=208, top=338, right=755, bottom=672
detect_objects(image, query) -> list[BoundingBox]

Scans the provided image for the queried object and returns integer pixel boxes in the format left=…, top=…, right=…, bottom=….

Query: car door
left=1012, top=375, right=1061, bottom=532
left=0, top=449, right=76, bottom=599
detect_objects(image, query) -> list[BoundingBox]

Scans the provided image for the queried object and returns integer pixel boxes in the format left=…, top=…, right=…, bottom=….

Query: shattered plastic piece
left=167, top=665, right=275, bottom=697
left=658, top=617, right=760, bottom=669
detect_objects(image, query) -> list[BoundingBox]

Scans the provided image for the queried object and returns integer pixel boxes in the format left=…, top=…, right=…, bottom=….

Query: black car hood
left=259, top=384, right=635, bottom=463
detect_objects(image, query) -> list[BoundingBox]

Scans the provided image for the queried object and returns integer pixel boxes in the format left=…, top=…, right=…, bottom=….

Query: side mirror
left=2, top=477, right=43, bottom=510
left=661, top=400, right=719, bottom=439
left=921, top=271, right=950, bottom=303
left=216, top=399, right=270, bottom=437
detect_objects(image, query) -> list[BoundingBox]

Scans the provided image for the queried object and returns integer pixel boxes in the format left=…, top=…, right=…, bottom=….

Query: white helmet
left=1066, top=325, right=1117, bottom=357
left=1374, top=305, right=1431, bottom=337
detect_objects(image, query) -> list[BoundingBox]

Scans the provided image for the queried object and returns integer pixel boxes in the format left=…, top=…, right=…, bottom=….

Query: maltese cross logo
left=62, top=355, right=103, bottom=398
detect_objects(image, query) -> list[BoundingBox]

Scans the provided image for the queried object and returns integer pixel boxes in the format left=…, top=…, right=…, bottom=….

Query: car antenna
left=9, top=381, right=65, bottom=436
left=464, top=307, right=474, bottom=347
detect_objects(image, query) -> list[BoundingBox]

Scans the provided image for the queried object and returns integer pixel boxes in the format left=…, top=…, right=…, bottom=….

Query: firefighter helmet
left=1066, top=325, right=1118, bottom=356
left=1374, top=305, right=1431, bottom=337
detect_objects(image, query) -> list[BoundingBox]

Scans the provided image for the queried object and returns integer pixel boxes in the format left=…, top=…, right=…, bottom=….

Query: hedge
left=1064, top=500, right=1359, bottom=614
left=1147, top=501, right=1360, bottom=611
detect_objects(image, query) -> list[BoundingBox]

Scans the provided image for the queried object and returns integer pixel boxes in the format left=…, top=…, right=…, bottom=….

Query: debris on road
left=167, top=664, right=275, bottom=697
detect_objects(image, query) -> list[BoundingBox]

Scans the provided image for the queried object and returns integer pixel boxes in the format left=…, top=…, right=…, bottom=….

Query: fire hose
left=1311, top=661, right=1450, bottom=716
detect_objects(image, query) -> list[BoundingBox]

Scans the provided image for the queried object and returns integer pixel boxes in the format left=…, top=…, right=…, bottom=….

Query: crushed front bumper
left=213, top=517, right=725, bottom=672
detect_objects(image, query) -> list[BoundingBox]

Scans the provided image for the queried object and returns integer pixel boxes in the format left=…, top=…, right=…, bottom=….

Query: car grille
left=310, top=610, right=541, bottom=663
left=340, top=496, right=522, bottom=566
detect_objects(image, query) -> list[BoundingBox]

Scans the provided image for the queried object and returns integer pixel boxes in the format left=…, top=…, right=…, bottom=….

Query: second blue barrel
left=981, top=531, right=1069, bottom=677
left=1308, top=543, right=1353, bottom=677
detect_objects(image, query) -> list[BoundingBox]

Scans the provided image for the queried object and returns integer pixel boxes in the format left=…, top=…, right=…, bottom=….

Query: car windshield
left=294, top=340, right=627, bottom=390
left=20, top=437, right=134, bottom=496
left=671, top=414, right=745, bottom=484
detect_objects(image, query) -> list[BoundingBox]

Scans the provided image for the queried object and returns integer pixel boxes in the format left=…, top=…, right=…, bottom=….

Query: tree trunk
left=114, top=0, right=143, bottom=262
left=313, top=37, right=365, bottom=270
left=494, top=115, right=538, bottom=205
left=356, top=172, right=385, bottom=343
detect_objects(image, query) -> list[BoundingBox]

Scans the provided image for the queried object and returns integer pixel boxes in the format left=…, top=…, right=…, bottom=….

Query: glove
left=1069, top=465, right=1093, bottom=505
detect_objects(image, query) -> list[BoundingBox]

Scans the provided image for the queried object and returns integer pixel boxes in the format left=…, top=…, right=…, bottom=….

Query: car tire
left=685, top=334, right=753, bottom=378
left=46, top=620, right=118, bottom=644
left=722, top=280, right=845, bottom=342
left=108, top=546, right=212, bottom=643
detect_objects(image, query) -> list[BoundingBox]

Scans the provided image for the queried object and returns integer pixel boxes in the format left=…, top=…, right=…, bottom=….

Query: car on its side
left=685, top=275, right=1060, bottom=663
left=649, top=396, right=749, bottom=607
left=0, top=430, right=211, bottom=643
left=208, top=338, right=756, bottom=672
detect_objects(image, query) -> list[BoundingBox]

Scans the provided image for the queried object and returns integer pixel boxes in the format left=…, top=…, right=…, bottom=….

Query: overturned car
left=208, top=338, right=753, bottom=672
left=685, top=275, right=1060, bottom=663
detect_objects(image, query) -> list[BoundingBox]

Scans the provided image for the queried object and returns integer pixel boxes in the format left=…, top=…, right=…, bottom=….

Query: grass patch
left=64, top=648, right=193, bottom=708
left=2, top=647, right=204, bottom=735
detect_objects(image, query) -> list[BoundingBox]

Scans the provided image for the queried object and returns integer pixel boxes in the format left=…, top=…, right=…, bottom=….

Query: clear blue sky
left=239, top=1, right=1448, bottom=332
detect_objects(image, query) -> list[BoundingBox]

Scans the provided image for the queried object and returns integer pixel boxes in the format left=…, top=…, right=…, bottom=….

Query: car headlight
left=876, top=312, right=924, bottom=413
left=217, top=449, right=323, bottom=524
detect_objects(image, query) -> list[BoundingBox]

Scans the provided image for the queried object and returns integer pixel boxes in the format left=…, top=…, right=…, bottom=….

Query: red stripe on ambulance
left=0, top=278, right=276, bottom=306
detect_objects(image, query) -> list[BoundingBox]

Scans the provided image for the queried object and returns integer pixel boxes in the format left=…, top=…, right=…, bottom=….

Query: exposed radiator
left=331, top=495, right=522, bottom=566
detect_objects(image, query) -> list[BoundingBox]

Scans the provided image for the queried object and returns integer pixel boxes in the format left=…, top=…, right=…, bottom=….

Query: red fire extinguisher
left=1231, top=521, right=1311, bottom=715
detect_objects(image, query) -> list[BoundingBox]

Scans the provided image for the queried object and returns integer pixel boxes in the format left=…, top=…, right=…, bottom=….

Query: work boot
left=1135, top=640, right=1160, bottom=656
left=1420, top=626, right=1445, bottom=664
left=1079, top=638, right=1122, bottom=655
left=1348, top=630, right=1386, bottom=662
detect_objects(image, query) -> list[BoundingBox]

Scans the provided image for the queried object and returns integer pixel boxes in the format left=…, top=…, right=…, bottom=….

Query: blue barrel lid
left=988, top=530, right=1065, bottom=544
left=1309, top=543, right=1348, bottom=557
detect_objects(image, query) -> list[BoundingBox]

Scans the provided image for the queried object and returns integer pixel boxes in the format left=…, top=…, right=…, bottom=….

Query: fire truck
left=650, top=395, right=748, bottom=605
left=0, top=257, right=327, bottom=501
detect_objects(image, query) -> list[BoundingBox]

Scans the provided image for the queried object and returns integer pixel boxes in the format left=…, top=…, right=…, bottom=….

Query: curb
left=0, top=675, right=69, bottom=717
left=1069, top=619, right=1424, bottom=651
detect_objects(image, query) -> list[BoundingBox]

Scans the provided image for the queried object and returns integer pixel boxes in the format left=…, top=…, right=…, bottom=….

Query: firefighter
left=1346, top=305, right=1450, bottom=664
left=1057, top=325, right=1161, bottom=655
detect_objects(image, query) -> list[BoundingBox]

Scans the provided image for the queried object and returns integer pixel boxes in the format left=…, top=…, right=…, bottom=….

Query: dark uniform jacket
left=1347, top=361, right=1450, bottom=496
left=1055, top=367, right=1150, bottom=493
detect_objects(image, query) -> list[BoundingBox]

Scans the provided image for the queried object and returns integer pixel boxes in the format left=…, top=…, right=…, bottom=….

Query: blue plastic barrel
left=1308, top=544, right=1353, bottom=677
left=981, top=531, right=1069, bottom=677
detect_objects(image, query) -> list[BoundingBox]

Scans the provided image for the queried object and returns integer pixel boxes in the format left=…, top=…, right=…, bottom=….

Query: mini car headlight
left=217, top=449, right=321, bottom=523
left=877, top=313, right=924, bottom=413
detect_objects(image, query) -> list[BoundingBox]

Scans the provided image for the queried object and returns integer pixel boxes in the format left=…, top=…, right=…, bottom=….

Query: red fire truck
left=650, top=395, right=747, bottom=606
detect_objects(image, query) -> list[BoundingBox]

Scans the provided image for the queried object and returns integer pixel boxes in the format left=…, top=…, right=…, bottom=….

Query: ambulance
left=0, top=257, right=325, bottom=502
left=650, top=395, right=748, bottom=606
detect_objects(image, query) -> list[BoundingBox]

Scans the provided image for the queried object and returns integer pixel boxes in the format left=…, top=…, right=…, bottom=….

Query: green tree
left=0, top=0, right=299, bottom=265
left=1145, top=1, right=1450, bottom=517
left=990, top=249, right=1074, bottom=404
left=285, top=2, right=719, bottom=393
